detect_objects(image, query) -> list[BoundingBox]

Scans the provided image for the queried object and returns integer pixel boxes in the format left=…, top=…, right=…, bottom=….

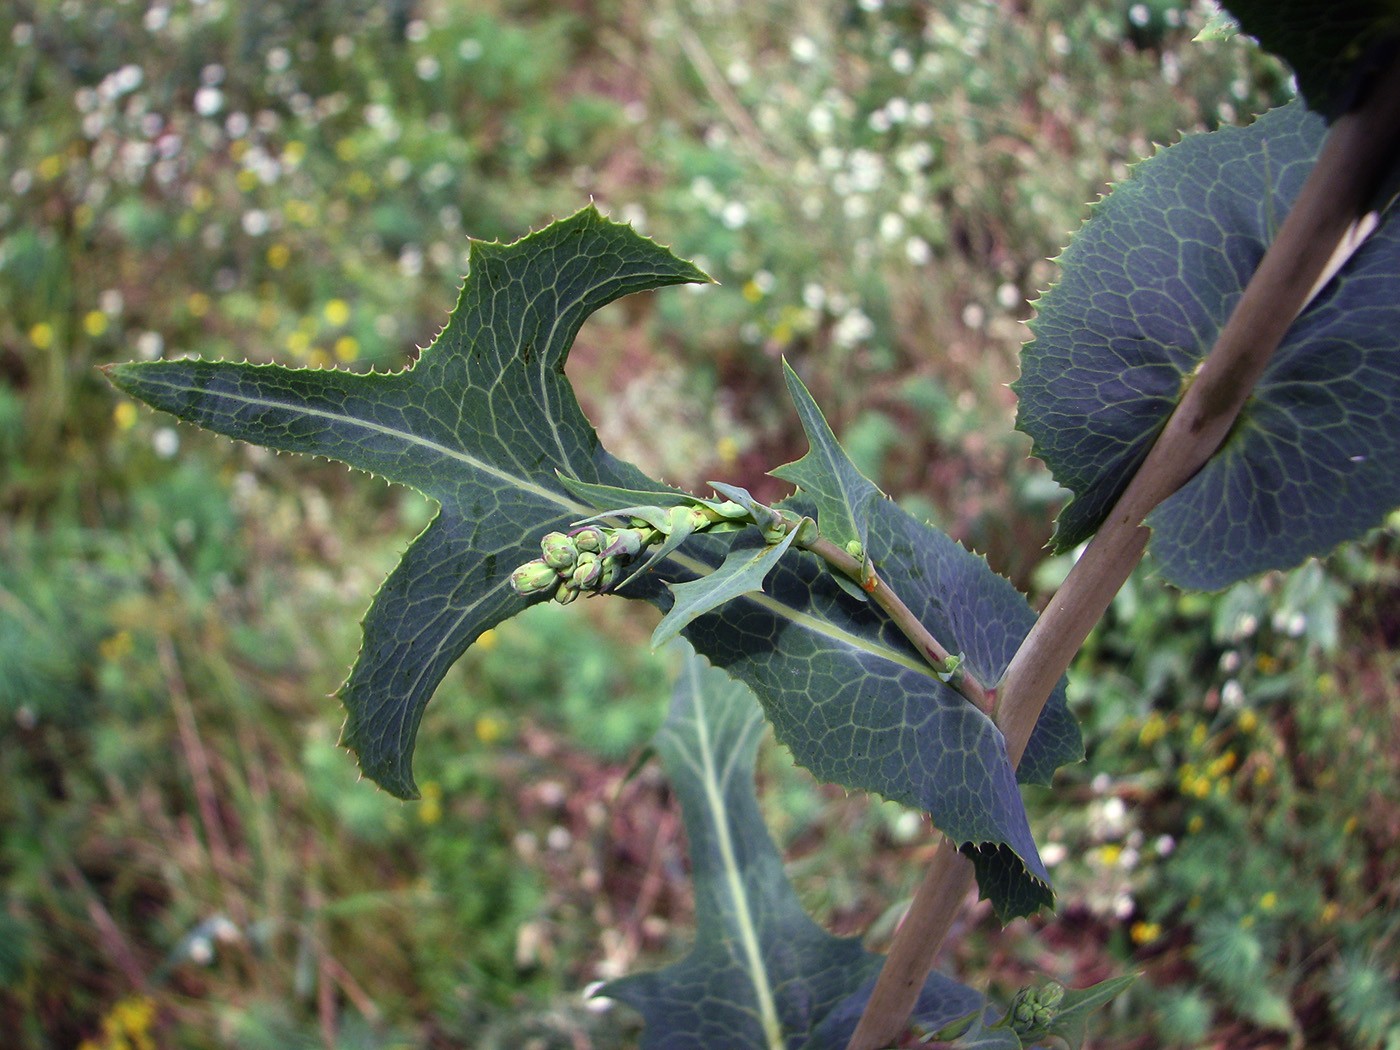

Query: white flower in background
left=833, top=308, right=874, bottom=348
left=791, top=35, right=818, bottom=63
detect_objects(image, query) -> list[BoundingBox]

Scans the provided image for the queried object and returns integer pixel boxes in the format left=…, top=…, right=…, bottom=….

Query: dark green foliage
left=1018, top=100, right=1400, bottom=589
left=1224, top=0, right=1400, bottom=114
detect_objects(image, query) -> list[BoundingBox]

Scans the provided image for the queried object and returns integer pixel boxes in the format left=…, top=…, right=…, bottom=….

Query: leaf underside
left=107, top=207, right=1078, bottom=918
left=1016, top=101, right=1400, bottom=590
left=605, top=650, right=984, bottom=1050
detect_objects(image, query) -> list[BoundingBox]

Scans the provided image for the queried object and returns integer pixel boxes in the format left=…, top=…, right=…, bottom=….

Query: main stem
left=847, top=58, right=1400, bottom=1050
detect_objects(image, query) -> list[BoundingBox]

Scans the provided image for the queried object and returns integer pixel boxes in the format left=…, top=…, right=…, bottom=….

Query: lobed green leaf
left=106, top=206, right=708, bottom=797
left=108, top=209, right=1080, bottom=917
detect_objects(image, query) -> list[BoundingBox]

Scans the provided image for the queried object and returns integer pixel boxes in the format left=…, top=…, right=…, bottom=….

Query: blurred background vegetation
left=2, top=0, right=1398, bottom=1047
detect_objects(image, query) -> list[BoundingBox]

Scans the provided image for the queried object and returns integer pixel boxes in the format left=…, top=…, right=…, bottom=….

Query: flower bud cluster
left=510, top=486, right=805, bottom=606
left=1008, top=982, right=1064, bottom=1034
left=509, top=524, right=657, bottom=604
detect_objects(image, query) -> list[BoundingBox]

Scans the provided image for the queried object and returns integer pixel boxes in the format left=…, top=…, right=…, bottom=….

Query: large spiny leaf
left=105, top=206, right=708, bottom=797
left=1016, top=101, right=1400, bottom=589
left=108, top=208, right=1078, bottom=918
left=604, top=649, right=983, bottom=1050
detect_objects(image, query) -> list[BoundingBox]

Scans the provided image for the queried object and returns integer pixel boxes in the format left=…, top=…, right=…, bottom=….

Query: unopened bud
left=556, top=580, right=580, bottom=605
left=572, top=552, right=602, bottom=589
left=541, top=532, right=577, bottom=570
left=676, top=505, right=710, bottom=533
left=602, top=528, right=647, bottom=559
left=573, top=526, right=606, bottom=553
left=598, top=558, right=623, bottom=592
left=711, top=500, right=749, bottom=520
left=1038, top=984, right=1064, bottom=1010
left=510, top=559, right=559, bottom=596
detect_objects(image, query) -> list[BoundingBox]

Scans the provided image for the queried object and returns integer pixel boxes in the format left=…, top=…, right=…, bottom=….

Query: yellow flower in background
left=190, top=184, right=214, bottom=211
left=347, top=170, right=373, bottom=196
left=285, top=330, right=312, bottom=357
left=187, top=293, right=211, bottom=318
left=324, top=299, right=351, bottom=327
left=266, top=242, right=291, bottom=269
left=99, top=630, right=134, bottom=663
left=418, top=781, right=443, bottom=825
left=1237, top=708, right=1258, bottom=733
left=283, top=140, right=307, bottom=165
left=82, top=995, right=156, bottom=1050
left=236, top=168, right=258, bottom=193
left=84, top=310, right=109, bottom=337
left=29, top=322, right=54, bottom=349
left=476, top=715, right=505, bottom=744
left=1208, top=752, right=1237, bottom=776
left=1130, top=920, right=1161, bottom=945
left=113, top=402, right=138, bottom=430
left=1259, top=891, right=1278, bottom=911
left=717, top=435, right=739, bottom=466
left=37, top=153, right=64, bottom=180
left=1138, top=711, right=1166, bottom=747
left=284, top=199, right=316, bottom=225
left=333, top=336, right=360, bottom=363
left=1095, top=843, right=1123, bottom=867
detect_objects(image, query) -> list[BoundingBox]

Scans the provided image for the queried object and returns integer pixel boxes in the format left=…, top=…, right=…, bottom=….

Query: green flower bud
left=1014, top=1001, right=1035, bottom=1026
left=681, top=505, right=712, bottom=532
left=844, top=539, right=864, bottom=559
left=1038, top=983, right=1064, bottom=1010
left=572, top=552, right=602, bottom=589
left=540, top=531, right=577, bottom=570
left=555, top=580, right=579, bottom=605
left=598, top=558, right=623, bottom=592
left=711, top=500, right=749, bottom=520
left=1033, top=1007, right=1054, bottom=1027
left=573, top=526, right=606, bottom=552
left=510, top=559, right=559, bottom=596
left=602, top=528, right=648, bottom=560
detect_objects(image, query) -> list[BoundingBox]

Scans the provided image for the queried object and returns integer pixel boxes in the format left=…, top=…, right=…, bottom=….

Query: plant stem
left=846, top=55, right=1400, bottom=1050
left=802, top=535, right=994, bottom=715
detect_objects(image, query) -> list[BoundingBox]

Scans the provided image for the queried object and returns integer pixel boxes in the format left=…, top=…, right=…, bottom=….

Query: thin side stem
left=802, top=534, right=994, bottom=715
left=846, top=56, right=1400, bottom=1050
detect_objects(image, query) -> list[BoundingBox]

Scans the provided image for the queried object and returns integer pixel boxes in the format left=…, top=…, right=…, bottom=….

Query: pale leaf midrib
left=690, top=669, right=785, bottom=1050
